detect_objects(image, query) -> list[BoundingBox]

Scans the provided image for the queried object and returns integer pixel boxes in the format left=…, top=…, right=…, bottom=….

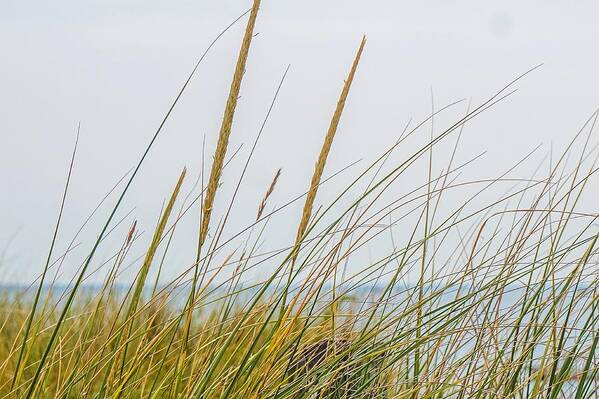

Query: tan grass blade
left=128, top=167, right=186, bottom=316
left=198, top=0, right=262, bottom=251
left=279, top=35, right=366, bottom=325
left=174, top=2, right=262, bottom=394
left=291, top=36, right=366, bottom=262
left=110, top=167, right=186, bottom=387
left=257, top=168, right=282, bottom=220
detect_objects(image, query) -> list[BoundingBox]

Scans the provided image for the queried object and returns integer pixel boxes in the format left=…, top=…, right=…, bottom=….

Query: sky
left=1, top=0, right=599, bottom=283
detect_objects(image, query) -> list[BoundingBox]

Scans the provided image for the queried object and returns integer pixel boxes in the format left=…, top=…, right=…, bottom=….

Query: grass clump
left=1, top=3, right=599, bottom=399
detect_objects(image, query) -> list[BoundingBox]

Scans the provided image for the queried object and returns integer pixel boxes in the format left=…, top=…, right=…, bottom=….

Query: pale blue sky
left=1, top=1, right=598, bottom=283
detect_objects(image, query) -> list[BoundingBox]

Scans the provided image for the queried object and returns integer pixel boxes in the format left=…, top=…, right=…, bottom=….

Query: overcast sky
left=1, top=1, right=598, bottom=283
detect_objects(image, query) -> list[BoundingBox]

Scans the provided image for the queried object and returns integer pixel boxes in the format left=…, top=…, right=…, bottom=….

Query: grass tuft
left=1, top=7, right=598, bottom=399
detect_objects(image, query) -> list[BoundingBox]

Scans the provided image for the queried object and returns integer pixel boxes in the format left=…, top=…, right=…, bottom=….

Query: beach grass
left=1, top=3, right=598, bottom=398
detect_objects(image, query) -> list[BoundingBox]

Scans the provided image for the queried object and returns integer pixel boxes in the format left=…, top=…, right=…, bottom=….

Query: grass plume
left=198, top=0, right=262, bottom=253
